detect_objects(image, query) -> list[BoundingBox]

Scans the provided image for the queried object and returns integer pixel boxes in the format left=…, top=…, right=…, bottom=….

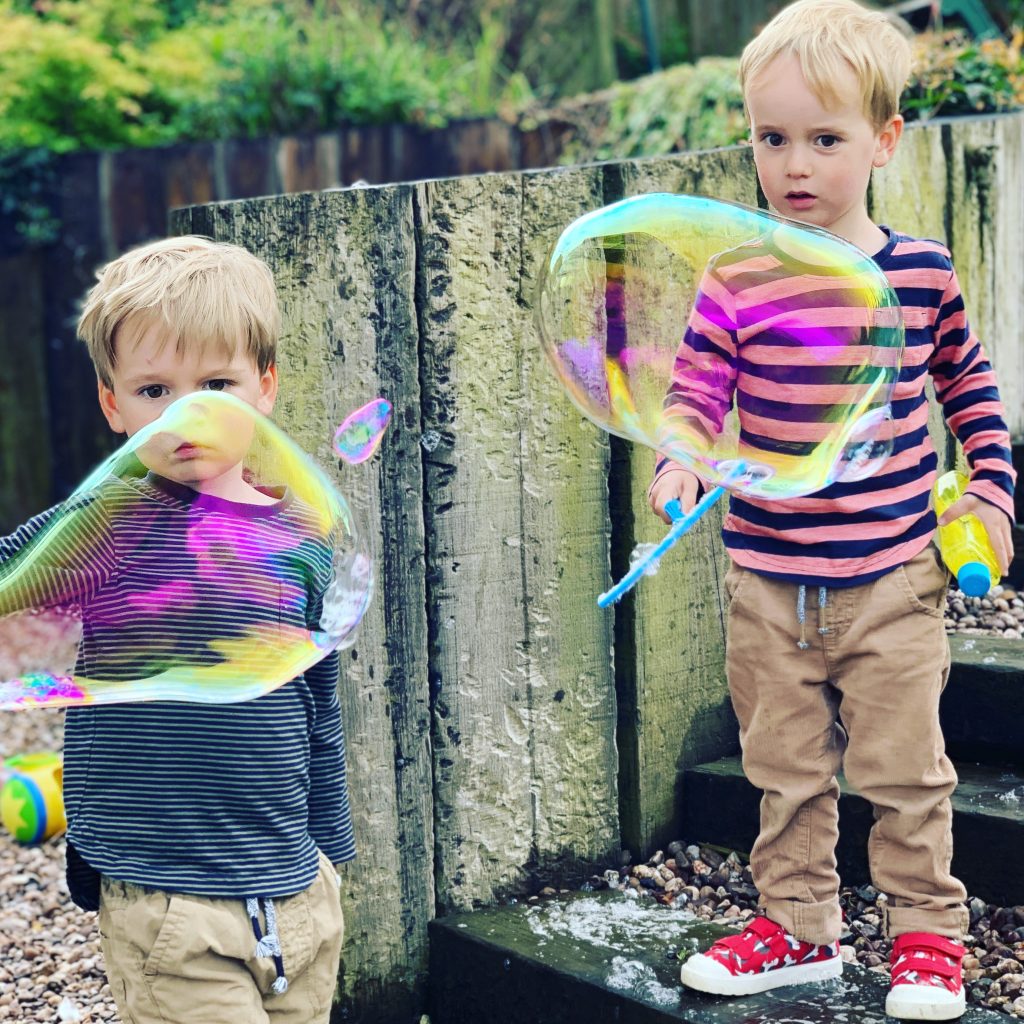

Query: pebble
left=946, top=585, right=1024, bottom=640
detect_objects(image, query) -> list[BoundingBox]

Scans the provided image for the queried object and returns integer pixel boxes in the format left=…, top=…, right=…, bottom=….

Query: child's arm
left=930, top=264, right=1017, bottom=573
left=305, top=647, right=352, bottom=861
left=304, top=539, right=354, bottom=862
left=0, top=494, right=117, bottom=616
left=649, top=266, right=739, bottom=521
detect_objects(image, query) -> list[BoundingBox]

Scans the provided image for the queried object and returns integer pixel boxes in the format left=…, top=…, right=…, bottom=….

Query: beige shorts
left=98, top=850, right=344, bottom=1024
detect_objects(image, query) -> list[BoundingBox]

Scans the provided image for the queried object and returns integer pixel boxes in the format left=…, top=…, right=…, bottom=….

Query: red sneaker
left=885, top=932, right=966, bottom=1021
left=679, top=915, right=842, bottom=996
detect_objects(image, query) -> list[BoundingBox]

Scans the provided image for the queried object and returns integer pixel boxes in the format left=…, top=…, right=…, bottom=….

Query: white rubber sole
left=885, top=985, right=967, bottom=1021
left=680, top=951, right=842, bottom=996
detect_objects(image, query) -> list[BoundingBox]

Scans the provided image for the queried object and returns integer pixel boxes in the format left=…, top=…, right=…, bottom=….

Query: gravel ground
left=0, top=589, right=1019, bottom=1021
left=945, top=584, right=1024, bottom=639
left=0, top=709, right=115, bottom=1023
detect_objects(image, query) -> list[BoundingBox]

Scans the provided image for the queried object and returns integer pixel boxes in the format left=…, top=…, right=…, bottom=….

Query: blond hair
left=78, top=236, right=280, bottom=388
left=739, top=0, right=912, bottom=128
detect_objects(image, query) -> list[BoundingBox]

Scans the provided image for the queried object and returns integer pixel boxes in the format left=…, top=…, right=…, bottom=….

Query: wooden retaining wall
left=165, top=110, right=1024, bottom=1022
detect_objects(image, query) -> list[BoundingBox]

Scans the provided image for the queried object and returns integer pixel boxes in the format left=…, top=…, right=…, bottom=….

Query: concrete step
left=682, top=758, right=1024, bottom=906
left=943, top=635, right=1024, bottom=766
left=429, top=891, right=1002, bottom=1023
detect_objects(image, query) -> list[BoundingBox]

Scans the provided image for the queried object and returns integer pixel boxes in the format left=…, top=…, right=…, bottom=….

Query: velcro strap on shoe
left=892, top=932, right=965, bottom=962
left=892, top=953, right=962, bottom=981
left=745, top=916, right=784, bottom=940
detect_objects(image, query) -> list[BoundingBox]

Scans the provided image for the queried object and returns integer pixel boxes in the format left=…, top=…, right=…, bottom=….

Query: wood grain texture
left=171, top=188, right=433, bottom=1023
left=416, top=166, right=619, bottom=911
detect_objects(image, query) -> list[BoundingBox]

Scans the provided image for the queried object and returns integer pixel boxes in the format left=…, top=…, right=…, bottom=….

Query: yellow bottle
left=932, top=470, right=1001, bottom=597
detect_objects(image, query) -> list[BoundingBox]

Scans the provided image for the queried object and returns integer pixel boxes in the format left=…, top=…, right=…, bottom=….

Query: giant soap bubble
left=0, top=391, right=372, bottom=709
left=537, top=194, right=904, bottom=501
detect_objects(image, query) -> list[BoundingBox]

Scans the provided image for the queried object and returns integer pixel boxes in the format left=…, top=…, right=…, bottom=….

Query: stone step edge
left=428, top=898, right=1005, bottom=1024
left=681, top=757, right=1024, bottom=906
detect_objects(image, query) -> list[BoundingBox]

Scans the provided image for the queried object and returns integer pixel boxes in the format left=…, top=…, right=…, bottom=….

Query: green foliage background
left=0, top=0, right=541, bottom=154
left=0, top=0, right=1021, bottom=244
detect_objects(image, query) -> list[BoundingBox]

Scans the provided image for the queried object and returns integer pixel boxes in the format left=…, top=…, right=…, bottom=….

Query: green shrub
left=904, top=30, right=1024, bottom=121
left=530, top=27, right=1024, bottom=167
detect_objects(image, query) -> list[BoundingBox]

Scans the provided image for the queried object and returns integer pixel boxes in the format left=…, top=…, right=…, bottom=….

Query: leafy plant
left=903, top=30, right=1024, bottom=121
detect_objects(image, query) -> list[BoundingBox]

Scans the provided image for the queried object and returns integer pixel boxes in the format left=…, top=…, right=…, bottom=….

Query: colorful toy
left=1, top=753, right=66, bottom=844
left=933, top=470, right=1001, bottom=596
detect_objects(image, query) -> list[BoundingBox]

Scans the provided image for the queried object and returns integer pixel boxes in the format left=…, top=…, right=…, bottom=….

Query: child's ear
left=97, top=379, right=127, bottom=434
left=257, top=364, right=279, bottom=416
left=872, top=114, right=904, bottom=169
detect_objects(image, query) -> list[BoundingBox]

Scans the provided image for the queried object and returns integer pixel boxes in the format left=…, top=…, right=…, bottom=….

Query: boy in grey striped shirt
left=0, top=236, right=350, bottom=1023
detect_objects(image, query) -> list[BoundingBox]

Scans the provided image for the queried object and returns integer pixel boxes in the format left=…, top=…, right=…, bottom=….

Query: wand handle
left=597, top=463, right=744, bottom=608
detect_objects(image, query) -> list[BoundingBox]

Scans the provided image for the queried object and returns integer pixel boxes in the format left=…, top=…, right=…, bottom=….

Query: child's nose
left=785, top=149, right=812, bottom=177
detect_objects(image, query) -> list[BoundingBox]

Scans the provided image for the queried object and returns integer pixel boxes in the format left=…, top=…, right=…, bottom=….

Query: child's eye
left=816, top=134, right=841, bottom=148
left=203, top=379, right=234, bottom=392
left=760, top=132, right=785, bottom=148
left=139, top=385, right=166, bottom=400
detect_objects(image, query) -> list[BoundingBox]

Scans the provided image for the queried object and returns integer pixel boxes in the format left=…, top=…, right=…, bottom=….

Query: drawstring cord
left=246, top=897, right=289, bottom=994
left=796, top=585, right=829, bottom=650
left=817, top=587, right=829, bottom=635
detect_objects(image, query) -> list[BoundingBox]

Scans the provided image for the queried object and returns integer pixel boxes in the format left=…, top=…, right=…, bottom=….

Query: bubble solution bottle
left=932, top=470, right=1001, bottom=597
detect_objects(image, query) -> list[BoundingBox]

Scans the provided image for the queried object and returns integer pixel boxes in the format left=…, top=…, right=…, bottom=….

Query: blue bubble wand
left=597, top=461, right=745, bottom=608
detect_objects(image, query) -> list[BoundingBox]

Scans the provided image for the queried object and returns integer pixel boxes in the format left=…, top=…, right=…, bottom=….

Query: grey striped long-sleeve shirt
left=1, top=473, right=354, bottom=906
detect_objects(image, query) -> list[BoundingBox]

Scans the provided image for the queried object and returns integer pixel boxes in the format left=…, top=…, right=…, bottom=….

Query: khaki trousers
left=725, top=543, right=969, bottom=946
left=98, top=851, right=344, bottom=1024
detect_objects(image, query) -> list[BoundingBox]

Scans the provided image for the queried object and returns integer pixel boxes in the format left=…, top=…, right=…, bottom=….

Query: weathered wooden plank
left=417, top=165, right=619, bottom=911
left=685, top=0, right=778, bottom=58
left=109, top=147, right=170, bottom=251
left=605, top=148, right=755, bottom=856
left=41, top=150, right=117, bottom=503
left=944, top=115, right=1024, bottom=441
left=164, top=142, right=217, bottom=211
left=870, top=121, right=954, bottom=470
left=0, top=252, right=50, bottom=533
left=170, top=187, right=433, bottom=1023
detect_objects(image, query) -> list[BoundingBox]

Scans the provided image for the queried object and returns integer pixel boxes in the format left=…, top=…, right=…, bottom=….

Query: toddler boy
left=0, top=236, right=350, bottom=1023
left=648, top=2, right=1016, bottom=1019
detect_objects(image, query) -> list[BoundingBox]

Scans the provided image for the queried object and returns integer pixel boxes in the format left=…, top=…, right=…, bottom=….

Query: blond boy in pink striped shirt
left=648, top=2, right=1016, bottom=1018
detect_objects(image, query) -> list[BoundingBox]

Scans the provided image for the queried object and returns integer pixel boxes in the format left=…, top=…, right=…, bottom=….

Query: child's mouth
left=785, top=191, right=817, bottom=208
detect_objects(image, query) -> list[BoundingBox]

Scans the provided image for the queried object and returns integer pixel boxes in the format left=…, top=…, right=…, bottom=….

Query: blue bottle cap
left=957, top=561, right=991, bottom=598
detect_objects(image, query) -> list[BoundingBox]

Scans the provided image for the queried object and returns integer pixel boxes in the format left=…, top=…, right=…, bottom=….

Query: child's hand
left=648, top=467, right=701, bottom=525
left=937, top=492, right=1014, bottom=577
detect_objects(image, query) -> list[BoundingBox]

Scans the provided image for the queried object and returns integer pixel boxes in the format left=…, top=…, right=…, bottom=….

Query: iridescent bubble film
left=0, top=391, right=372, bottom=709
left=333, top=397, right=392, bottom=464
left=537, top=194, right=904, bottom=499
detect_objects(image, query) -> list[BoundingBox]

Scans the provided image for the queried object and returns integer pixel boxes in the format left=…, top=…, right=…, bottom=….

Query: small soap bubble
left=628, top=542, right=661, bottom=578
left=420, top=430, right=442, bottom=452
left=1, top=391, right=372, bottom=710
left=536, top=194, right=904, bottom=501
left=57, top=997, right=82, bottom=1022
left=332, top=397, right=392, bottom=465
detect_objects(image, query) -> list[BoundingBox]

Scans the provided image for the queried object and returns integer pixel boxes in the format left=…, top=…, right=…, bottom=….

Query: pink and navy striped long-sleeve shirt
left=654, top=228, right=1017, bottom=585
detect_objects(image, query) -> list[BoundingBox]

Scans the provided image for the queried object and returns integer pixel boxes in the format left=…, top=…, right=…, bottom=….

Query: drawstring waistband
left=796, top=585, right=829, bottom=650
left=246, top=897, right=288, bottom=994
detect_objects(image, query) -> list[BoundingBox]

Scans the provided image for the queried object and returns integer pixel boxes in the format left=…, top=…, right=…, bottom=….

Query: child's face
left=745, top=55, right=902, bottom=246
left=97, top=319, right=278, bottom=489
